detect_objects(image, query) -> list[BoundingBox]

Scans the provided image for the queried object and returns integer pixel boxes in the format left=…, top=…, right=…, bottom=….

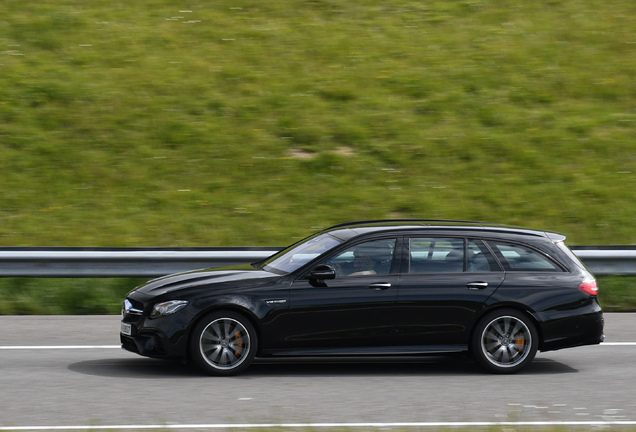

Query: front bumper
left=120, top=312, right=190, bottom=359
left=121, top=332, right=176, bottom=358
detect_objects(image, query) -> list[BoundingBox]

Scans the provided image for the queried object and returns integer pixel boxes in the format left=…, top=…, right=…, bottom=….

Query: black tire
left=189, top=311, right=257, bottom=376
left=471, top=309, right=538, bottom=374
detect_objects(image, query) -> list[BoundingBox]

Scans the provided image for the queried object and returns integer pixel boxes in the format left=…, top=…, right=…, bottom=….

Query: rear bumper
left=539, top=309, right=604, bottom=352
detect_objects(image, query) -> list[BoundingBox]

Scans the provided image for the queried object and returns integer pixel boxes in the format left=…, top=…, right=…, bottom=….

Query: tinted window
left=487, top=241, right=562, bottom=272
left=409, top=238, right=464, bottom=273
left=324, top=239, right=396, bottom=277
left=467, top=239, right=501, bottom=272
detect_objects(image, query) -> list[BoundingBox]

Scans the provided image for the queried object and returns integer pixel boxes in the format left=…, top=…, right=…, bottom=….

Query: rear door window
left=409, top=238, right=464, bottom=273
left=467, top=239, right=501, bottom=272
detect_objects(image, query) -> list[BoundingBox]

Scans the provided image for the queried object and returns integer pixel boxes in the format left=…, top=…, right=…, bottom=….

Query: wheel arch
left=184, top=302, right=264, bottom=362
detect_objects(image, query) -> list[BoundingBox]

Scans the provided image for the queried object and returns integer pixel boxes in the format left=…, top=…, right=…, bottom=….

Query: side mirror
left=305, top=264, right=336, bottom=281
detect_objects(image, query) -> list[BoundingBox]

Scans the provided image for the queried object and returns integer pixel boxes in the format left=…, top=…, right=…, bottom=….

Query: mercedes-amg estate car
left=121, top=220, right=604, bottom=375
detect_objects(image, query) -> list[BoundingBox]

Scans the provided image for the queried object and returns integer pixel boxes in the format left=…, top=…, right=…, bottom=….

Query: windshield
left=262, top=233, right=343, bottom=274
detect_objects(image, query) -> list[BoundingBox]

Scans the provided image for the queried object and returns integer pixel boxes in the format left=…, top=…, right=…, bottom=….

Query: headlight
left=150, top=300, right=189, bottom=319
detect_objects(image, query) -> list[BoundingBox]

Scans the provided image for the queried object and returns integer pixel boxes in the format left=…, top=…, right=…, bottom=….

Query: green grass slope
left=1, top=0, right=636, bottom=247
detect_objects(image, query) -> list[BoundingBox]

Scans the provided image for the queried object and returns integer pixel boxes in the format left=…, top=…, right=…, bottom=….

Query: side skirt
left=260, top=345, right=468, bottom=357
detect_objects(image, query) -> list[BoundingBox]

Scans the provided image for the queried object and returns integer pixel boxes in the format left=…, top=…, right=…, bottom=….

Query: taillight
left=578, top=278, right=598, bottom=296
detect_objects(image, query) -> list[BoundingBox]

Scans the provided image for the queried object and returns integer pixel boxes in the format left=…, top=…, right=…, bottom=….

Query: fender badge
left=265, top=299, right=287, bottom=304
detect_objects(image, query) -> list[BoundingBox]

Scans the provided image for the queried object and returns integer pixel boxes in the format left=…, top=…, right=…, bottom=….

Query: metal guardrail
left=0, top=247, right=282, bottom=278
left=570, top=246, right=636, bottom=277
left=0, top=246, right=633, bottom=277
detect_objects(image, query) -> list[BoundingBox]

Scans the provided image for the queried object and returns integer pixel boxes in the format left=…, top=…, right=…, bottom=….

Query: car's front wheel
left=471, top=309, right=538, bottom=374
left=189, top=311, right=257, bottom=376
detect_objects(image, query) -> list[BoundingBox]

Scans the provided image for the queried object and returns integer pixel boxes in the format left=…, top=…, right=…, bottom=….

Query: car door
left=395, top=237, right=505, bottom=348
left=274, top=238, right=401, bottom=353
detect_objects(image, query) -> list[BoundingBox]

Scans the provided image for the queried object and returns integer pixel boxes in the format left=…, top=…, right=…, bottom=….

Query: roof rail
left=325, top=219, right=500, bottom=230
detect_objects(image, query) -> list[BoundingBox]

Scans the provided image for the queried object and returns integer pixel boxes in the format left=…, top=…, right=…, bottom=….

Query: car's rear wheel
left=471, top=309, right=538, bottom=374
left=190, top=311, right=257, bottom=376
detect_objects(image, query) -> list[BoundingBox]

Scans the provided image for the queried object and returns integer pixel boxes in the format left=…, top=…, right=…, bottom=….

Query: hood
left=132, top=266, right=280, bottom=297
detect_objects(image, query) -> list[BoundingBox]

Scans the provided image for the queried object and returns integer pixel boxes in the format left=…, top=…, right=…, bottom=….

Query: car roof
left=321, top=219, right=566, bottom=242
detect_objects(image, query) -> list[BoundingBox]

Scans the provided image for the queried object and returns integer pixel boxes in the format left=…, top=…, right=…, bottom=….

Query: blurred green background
left=1, top=0, right=635, bottom=313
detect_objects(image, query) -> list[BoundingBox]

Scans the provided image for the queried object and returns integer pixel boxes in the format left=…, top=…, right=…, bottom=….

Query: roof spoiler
left=546, top=232, right=567, bottom=242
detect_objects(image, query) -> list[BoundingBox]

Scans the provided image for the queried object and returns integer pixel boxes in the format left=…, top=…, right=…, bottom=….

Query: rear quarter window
left=487, top=241, right=563, bottom=272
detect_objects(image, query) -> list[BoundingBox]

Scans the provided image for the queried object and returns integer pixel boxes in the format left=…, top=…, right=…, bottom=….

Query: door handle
left=466, top=281, right=489, bottom=290
left=369, top=283, right=392, bottom=291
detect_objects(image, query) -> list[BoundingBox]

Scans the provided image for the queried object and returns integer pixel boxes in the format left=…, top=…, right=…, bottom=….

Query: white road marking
left=2, top=421, right=636, bottom=431
left=0, top=345, right=120, bottom=350
left=602, top=342, right=636, bottom=346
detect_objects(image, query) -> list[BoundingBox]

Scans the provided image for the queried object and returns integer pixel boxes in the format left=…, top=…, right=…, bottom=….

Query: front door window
left=324, top=239, right=397, bottom=277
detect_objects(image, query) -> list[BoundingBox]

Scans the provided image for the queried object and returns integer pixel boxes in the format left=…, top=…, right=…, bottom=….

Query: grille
left=128, top=298, right=144, bottom=310
left=123, top=298, right=144, bottom=317
left=120, top=336, right=140, bottom=354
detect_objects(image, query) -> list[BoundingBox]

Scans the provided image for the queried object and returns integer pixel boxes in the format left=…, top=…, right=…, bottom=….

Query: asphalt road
left=0, top=313, right=635, bottom=430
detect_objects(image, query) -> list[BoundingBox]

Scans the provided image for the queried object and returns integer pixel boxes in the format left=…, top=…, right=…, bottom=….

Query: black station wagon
left=121, top=220, right=604, bottom=375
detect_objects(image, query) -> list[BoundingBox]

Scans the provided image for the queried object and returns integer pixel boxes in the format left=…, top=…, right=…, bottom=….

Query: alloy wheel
left=480, top=315, right=532, bottom=368
left=199, top=317, right=252, bottom=371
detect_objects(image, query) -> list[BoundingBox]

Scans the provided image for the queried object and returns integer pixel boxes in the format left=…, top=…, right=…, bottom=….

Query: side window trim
left=392, top=236, right=406, bottom=275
